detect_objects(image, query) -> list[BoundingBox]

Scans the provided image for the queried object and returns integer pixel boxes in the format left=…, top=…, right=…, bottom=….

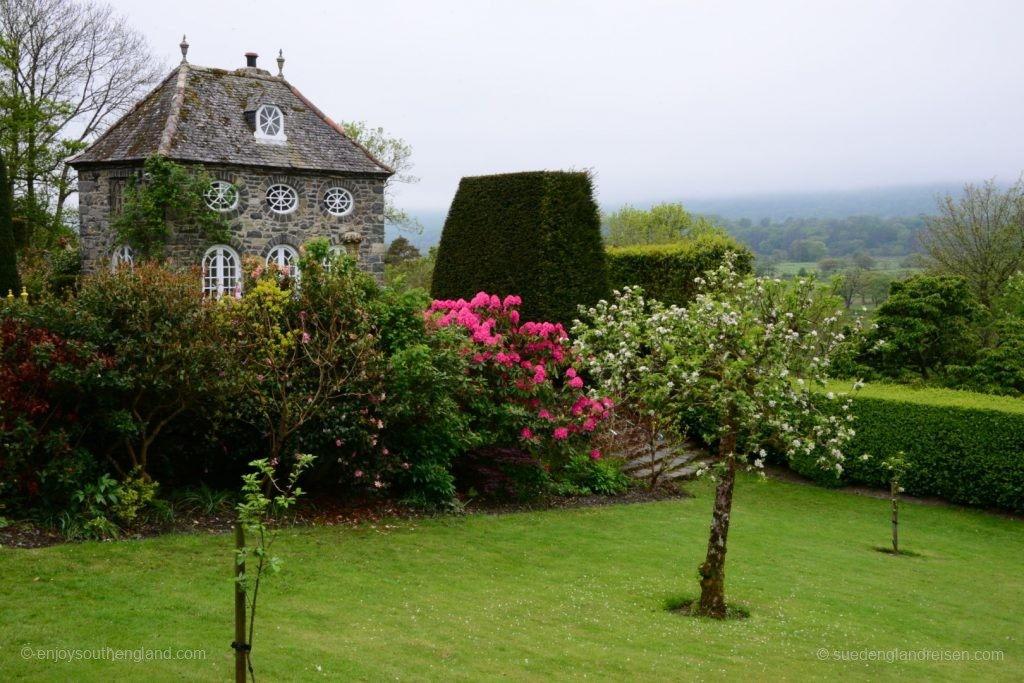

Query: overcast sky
left=105, top=0, right=1024, bottom=211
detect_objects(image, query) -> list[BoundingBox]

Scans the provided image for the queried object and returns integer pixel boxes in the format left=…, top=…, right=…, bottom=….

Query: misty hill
left=392, top=183, right=959, bottom=251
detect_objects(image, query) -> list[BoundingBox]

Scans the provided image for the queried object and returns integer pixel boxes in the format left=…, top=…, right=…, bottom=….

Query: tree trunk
left=696, top=432, right=737, bottom=619
left=234, top=523, right=247, bottom=683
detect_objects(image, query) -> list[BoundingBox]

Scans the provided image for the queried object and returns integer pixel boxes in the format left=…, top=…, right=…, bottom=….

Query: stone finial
left=180, top=35, right=189, bottom=63
left=277, top=49, right=285, bottom=77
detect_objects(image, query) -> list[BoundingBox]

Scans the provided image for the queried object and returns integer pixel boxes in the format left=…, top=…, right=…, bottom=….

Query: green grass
left=1, top=476, right=1021, bottom=681
left=824, top=379, right=1024, bottom=414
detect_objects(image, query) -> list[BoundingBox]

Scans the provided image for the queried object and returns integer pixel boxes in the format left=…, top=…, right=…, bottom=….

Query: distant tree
left=385, top=246, right=435, bottom=292
left=384, top=236, right=421, bottom=266
left=864, top=272, right=894, bottom=306
left=0, top=148, right=18, bottom=293
left=604, top=202, right=721, bottom=247
left=919, top=178, right=1024, bottom=308
left=864, top=274, right=979, bottom=379
left=851, top=251, right=876, bottom=270
left=816, top=257, right=846, bottom=277
left=836, top=267, right=867, bottom=309
left=340, top=120, right=421, bottom=233
left=0, top=0, right=162, bottom=245
left=788, top=238, right=828, bottom=262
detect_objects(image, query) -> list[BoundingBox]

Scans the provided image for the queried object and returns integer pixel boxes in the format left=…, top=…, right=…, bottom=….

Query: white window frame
left=110, top=244, right=135, bottom=271
left=204, top=180, right=239, bottom=212
left=254, top=104, right=287, bottom=143
left=266, top=184, right=298, bottom=214
left=323, top=187, right=354, bottom=217
left=266, top=244, right=300, bottom=280
left=202, top=245, right=241, bottom=298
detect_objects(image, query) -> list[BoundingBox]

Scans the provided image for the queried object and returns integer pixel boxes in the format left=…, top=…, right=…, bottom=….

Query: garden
left=3, top=168, right=1024, bottom=680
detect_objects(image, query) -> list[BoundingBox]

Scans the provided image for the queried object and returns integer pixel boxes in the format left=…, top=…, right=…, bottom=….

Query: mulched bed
left=0, top=483, right=691, bottom=550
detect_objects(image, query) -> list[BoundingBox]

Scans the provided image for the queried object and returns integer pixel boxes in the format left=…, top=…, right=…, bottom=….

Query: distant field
left=772, top=258, right=917, bottom=277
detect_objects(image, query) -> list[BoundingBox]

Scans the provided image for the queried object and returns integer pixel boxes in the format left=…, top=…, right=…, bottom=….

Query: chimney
left=245, top=52, right=258, bottom=68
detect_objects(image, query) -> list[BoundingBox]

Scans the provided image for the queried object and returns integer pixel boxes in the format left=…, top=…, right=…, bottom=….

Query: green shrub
left=797, top=384, right=1024, bottom=512
left=554, top=454, right=630, bottom=496
left=605, top=235, right=754, bottom=307
left=431, top=171, right=609, bottom=324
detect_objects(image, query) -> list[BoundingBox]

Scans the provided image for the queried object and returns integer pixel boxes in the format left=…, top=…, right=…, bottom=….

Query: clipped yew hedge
left=796, top=384, right=1024, bottom=512
left=431, top=171, right=609, bottom=324
left=606, top=235, right=754, bottom=306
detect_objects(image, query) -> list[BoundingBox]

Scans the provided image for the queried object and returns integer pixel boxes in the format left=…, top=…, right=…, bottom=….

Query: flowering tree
left=573, top=258, right=857, bottom=618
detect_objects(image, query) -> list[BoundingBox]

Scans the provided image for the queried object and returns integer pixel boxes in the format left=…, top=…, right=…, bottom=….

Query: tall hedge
left=431, top=171, right=609, bottom=324
left=606, top=235, right=753, bottom=307
left=793, top=384, right=1024, bottom=512
left=0, top=150, right=20, bottom=295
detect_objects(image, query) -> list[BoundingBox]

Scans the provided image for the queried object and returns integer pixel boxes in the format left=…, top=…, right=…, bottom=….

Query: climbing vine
left=111, top=154, right=228, bottom=260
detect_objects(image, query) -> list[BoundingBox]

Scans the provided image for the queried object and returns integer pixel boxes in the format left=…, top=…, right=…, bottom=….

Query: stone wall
left=77, top=163, right=387, bottom=278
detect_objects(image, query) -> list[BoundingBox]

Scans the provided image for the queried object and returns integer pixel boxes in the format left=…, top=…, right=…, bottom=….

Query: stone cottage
left=69, top=41, right=392, bottom=293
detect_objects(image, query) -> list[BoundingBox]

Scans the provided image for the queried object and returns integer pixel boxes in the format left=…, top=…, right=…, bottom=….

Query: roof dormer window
left=254, top=104, right=286, bottom=142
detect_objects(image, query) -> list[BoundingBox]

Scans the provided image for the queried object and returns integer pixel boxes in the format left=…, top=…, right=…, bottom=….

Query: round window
left=266, top=184, right=298, bottom=214
left=324, top=187, right=354, bottom=216
left=204, top=180, right=238, bottom=212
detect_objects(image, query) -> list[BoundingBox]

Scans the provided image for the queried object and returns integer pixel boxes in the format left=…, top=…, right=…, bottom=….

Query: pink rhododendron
left=553, top=427, right=569, bottom=440
left=521, top=427, right=533, bottom=439
left=590, top=449, right=601, bottom=460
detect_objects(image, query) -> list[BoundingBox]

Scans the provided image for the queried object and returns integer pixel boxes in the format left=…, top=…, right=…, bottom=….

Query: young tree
left=604, top=202, right=721, bottom=247
left=0, top=148, right=19, bottom=294
left=919, top=178, right=1024, bottom=309
left=340, top=120, right=420, bottom=233
left=574, top=260, right=856, bottom=618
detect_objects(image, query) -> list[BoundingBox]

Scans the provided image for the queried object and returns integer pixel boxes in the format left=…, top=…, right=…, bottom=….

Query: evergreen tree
left=0, top=149, right=20, bottom=295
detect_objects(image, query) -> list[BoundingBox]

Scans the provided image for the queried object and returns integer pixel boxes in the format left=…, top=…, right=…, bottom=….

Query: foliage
left=340, top=119, right=419, bottom=232
left=221, top=241, right=382, bottom=469
left=235, top=454, right=315, bottom=679
left=603, top=202, right=723, bottom=247
left=110, top=155, right=227, bottom=260
left=0, top=149, right=19, bottom=293
left=16, top=245, right=79, bottom=299
left=605, top=234, right=754, bottom=307
left=384, top=246, right=435, bottom=293
left=73, top=263, right=232, bottom=479
left=109, top=467, right=158, bottom=525
left=0, top=314, right=109, bottom=515
left=0, top=0, right=161, bottom=241
left=431, top=171, right=610, bottom=325
left=918, top=178, right=1024, bottom=308
left=384, top=236, right=421, bottom=266
left=573, top=258, right=856, bottom=618
left=552, top=453, right=629, bottom=496
left=861, top=274, right=979, bottom=380
left=803, top=384, right=1024, bottom=512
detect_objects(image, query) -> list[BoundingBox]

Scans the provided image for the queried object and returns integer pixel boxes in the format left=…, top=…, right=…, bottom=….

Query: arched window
left=266, top=184, right=298, bottom=214
left=255, top=104, right=286, bottom=142
left=110, top=244, right=134, bottom=271
left=323, top=187, right=354, bottom=216
left=266, top=244, right=299, bottom=279
left=202, top=245, right=240, bottom=298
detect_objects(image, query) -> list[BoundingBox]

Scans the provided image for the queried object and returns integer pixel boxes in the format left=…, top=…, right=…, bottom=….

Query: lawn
left=1, top=475, right=1020, bottom=681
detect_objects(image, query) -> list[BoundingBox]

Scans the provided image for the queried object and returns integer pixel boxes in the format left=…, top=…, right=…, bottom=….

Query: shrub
left=431, top=171, right=609, bottom=324
left=797, top=384, right=1024, bottom=512
left=605, top=235, right=754, bottom=307
left=553, top=454, right=630, bottom=496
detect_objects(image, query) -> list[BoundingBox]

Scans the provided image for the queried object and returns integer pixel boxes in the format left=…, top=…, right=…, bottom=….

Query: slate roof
left=69, top=63, right=392, bottom=177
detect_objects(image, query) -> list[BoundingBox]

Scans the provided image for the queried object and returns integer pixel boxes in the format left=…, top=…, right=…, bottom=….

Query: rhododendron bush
left=426, top=292, right=613, bottom=494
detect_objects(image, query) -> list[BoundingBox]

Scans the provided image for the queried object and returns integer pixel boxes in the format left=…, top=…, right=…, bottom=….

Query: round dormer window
left=255, top=104, right=286, bottom=141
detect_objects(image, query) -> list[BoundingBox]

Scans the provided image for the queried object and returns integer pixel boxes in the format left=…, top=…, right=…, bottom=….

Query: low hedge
left=793, top=383, right=1024, bottom=512
left=606, top=235, right=754, bottom=307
